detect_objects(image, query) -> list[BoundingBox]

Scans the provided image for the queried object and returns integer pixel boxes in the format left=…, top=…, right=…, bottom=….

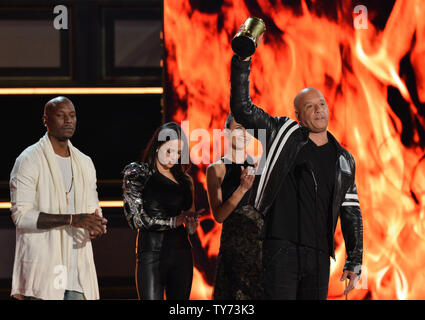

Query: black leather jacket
left=230, top=55, right=363, bottom=274
left=122, top=162, right=191, bottom=252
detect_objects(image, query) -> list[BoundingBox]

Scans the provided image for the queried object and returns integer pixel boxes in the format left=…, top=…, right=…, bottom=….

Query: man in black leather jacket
left=230, top=54, right=363, bottom=299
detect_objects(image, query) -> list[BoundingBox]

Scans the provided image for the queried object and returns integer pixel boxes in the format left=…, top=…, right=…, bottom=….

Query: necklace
left=65, top=155, right=74, bottom=206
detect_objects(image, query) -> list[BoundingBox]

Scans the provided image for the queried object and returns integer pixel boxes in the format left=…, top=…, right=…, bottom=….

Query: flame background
left=163, top=0, right=425, bottom=300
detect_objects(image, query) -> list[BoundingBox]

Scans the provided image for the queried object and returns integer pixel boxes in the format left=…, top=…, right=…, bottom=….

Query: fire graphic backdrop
left=163, top=0, right=425, bottom=300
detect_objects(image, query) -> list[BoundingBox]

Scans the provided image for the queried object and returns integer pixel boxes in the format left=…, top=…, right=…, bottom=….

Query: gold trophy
left=231, top=17, right=266, bottom=58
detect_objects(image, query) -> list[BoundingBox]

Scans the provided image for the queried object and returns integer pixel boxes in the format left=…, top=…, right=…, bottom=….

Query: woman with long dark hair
left=206, top=114, right=264, bottom=299
left=122, top=122, right=200, bottom=300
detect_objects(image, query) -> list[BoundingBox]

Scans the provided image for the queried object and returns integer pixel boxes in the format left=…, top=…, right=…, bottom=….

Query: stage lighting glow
left=0, top=88, right=163, bottom=95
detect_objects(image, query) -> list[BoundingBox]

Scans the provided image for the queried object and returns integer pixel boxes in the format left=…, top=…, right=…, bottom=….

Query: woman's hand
left=178, top=208, right=205, bottom=233
left=175, top=208, right=204, bottom=226
left=240, top=166, right=255, bottom=193
left=185, top=216, right=199, bottom=235
left=176, top=214, right=187, bottom=227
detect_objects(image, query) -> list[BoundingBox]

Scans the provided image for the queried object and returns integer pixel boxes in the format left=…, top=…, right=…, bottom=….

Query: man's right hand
left=71, top=209, right=107, bottom=239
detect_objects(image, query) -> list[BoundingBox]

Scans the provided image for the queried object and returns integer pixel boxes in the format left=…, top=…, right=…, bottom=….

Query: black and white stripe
left=254, top=119, right=299, bottom=208
left=342, top=193, right=360, bottom=207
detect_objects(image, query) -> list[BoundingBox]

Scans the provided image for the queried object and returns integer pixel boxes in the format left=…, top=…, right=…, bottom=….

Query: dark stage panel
left=0, top=93, right=163, bottom=202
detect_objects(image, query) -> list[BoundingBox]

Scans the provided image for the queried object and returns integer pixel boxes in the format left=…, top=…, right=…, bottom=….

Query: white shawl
left=10, top=133, right=101, bottom=300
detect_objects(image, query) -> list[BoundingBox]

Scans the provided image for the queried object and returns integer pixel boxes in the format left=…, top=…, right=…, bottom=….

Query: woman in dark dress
left=122, top=122, right=200, bottom=300
left=206, top=114, right=264, bottom=300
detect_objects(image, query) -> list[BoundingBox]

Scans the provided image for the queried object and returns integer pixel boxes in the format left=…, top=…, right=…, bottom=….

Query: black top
left=142, top=170, right=192, bottom=250
left=220, top=156, right=254, bottom=208
left=264, top=138, right=337, bottom=253
left=214, top=155, right=264, bottom=299
left=144, top=170, right=192, bottom=217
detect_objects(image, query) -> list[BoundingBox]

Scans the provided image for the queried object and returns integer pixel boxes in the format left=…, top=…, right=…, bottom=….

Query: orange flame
left=164, top=0, right=425, bottom=300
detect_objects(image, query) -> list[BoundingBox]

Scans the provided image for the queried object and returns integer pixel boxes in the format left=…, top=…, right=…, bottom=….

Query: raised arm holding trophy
left=228, top=17, right=363, bottom=300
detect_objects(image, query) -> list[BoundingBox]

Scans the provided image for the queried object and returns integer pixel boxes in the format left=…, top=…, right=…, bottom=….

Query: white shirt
left=55, top=154, right=83, bottom=294
left=10, top=133, right=101, bottom=300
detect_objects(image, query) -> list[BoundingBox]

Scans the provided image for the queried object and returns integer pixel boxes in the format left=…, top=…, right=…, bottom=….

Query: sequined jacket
left=122, top=162, right=178, bottom=231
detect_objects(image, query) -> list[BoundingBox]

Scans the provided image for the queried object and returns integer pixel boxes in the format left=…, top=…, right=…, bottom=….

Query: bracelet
left=69, top=214, right=73, bottom=226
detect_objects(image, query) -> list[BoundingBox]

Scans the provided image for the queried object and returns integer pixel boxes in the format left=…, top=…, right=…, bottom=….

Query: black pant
left=136, top=248, right=193, bottom=300
left=263, top=239, right=330, bottom=300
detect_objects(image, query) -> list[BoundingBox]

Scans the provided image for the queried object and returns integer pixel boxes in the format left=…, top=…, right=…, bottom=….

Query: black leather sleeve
left=230, top=55, right=279, bottom=140
left=340, top=179, right=364, bottom=275
left=122, top=162, right=176, bottom=231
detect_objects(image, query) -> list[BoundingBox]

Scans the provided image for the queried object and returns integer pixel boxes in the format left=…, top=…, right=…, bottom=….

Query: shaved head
left=44, top=96, right=74, bottom=117
left=293, top=88, right=324, bottom=112
left=293, top=88, right=329, bottom=133
left=42, top=96, right=77, bottom=141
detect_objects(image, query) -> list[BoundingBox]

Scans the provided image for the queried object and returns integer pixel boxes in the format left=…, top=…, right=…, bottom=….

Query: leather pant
left=135, top=248, right=193, bottom=300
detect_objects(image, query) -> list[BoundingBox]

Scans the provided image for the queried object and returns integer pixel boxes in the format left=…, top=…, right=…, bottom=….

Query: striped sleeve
left=340, top=181, right=363, bottom=274
left=341, top=191, right=360, bottom=207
